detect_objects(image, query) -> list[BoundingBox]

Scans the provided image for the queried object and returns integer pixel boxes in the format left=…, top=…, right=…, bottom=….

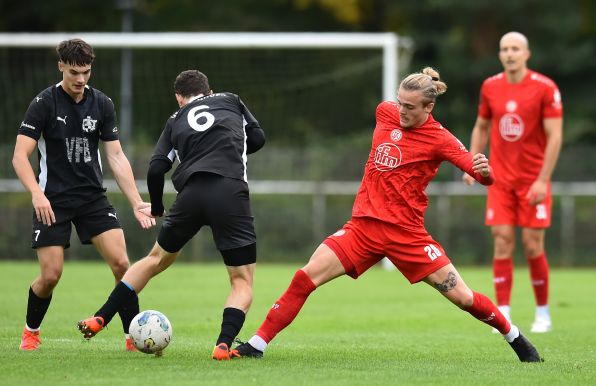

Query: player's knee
left=493, top=234, right=514, bottom=256
left=41, top=269, right=62, bottom=289
left=521, top=238, right=542, bottom=258
left=110, top=258, right=130, bottom=279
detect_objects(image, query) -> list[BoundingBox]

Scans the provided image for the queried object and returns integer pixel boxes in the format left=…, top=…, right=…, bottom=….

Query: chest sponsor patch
left=499, top=113, right=524, bottom=142
left=374, top=142, right=402, bottom=171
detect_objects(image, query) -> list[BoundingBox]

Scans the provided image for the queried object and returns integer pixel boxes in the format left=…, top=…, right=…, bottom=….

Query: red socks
left=492, top=258, right=513, bottom=306
left=256, top=270, right=317, bottom=343
left=465, top=291, right=511, bottom=334
left=527, top=252, right=549, bottom=306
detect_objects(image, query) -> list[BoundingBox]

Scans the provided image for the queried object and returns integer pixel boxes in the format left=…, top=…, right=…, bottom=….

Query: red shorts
left=323, top=217, right=451, bottom=283
left=486, top=182, right=551, bottom=228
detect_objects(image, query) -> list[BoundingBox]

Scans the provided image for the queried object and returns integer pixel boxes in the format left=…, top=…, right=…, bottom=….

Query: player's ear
left=425, top=101, right=435, bottom=113
left=58, top=61, right=64, bottom=72
left=175, top=93, right=184, bottom=107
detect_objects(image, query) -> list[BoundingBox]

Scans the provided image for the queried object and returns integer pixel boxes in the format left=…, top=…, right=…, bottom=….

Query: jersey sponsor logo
left=499, top=113, right=524, bottom=142
left=35, top=96, right=43, bottom=102
left=374, top=143, right=402, bottom=171
left=390, top=129, right=403, bottom=142
left=112, top=126, right=118, bottom=133
left=536, top=204, right=547, bottom=220
left=65, top=137, right=92, bottom=164
left=505, top=100, right=517, bottom=112
left=57, top=115, right=67, bottom=125
left=21, top=121, right=36, bottom=130
left=82, top=116, right=97, bottom=133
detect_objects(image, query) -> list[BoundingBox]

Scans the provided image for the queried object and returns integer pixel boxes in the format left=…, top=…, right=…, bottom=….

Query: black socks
left=26, top=287, right=52, bottom=329
left=95, top=281, right=138, bottom=330
left=216, top=307, right=246, bottom=347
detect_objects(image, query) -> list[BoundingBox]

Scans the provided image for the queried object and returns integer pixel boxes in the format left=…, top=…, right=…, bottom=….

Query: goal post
left=0, top=32, right=412, bottom=102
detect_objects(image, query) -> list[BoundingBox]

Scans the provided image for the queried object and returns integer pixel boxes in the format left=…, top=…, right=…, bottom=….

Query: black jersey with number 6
left=151, top=92, right=264, bottom=192
left=18, top=84, right=119, bottom=207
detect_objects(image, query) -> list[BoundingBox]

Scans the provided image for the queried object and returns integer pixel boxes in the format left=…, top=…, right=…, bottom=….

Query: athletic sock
left=96, top=281, right=137, bottom=327
left=527, top=252, right=549, bottom=306
left=255, top=269, right=317, bottom=343
left=116, top=282, right=140, bottom=334
left=216, top=307, right=246, bottom=347
left=503, top=324, right=520, bottom=343
left=248, top=335, right=268, bottom=352
left=26, top=287, right=52, bottom=330
left=493, top=258, right=513, bottom=306
left=464, top=290, right=511, bottom=334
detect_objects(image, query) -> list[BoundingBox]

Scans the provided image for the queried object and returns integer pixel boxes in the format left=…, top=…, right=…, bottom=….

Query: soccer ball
left=129, top=310, right=173, bottom=354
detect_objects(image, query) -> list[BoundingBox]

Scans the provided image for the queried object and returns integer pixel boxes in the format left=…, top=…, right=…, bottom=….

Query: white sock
left=535, top=305, right=550, bottom=320
left=25, top=325, right=40, bottom=332
left=248, top=335, right=268, bottom=352
left=497, top=305, right=511, bottom=322
left=125, top=333, right=131, bottom=339
left=503, top=324, right=520, bottom=343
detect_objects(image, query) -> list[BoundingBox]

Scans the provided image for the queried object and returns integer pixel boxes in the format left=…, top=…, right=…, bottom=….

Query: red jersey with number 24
left=478, top=70, right=563, bottom=186
left=351, top=101, right=493, bottom=231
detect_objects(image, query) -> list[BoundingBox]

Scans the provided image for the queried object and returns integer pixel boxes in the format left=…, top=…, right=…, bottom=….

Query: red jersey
left=352, top=101, right=493, bottom=230
left=478, top=70, right=563, bottom=186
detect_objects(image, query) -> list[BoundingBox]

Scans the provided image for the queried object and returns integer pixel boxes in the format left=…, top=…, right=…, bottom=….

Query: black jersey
left=18, top=84, right=119, bottom=207
left=151, top=92, right=264, bottom=192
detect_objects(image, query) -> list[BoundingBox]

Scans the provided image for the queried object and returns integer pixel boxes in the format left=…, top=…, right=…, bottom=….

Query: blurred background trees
left=2, top=0, right=594, bottom=145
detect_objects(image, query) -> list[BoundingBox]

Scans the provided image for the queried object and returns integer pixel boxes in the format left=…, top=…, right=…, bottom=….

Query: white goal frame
left=0, top=32, right=413, bottom=102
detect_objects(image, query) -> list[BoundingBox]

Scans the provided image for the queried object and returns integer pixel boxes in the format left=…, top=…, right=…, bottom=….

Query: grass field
left=1, top=261, right=595, bottom=386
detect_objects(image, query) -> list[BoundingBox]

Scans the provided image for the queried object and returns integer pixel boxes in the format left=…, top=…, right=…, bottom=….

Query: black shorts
left=157, top=173, right=257, bottom=260
left=31, top=195, right=121, bottom=249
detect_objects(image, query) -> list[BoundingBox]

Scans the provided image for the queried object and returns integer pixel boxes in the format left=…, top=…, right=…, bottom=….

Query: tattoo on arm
left=433, top=271, right=457, bottom=293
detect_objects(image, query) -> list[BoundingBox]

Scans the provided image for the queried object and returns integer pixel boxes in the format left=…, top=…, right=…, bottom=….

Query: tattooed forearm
left=433, top=271, right=457, bottom=292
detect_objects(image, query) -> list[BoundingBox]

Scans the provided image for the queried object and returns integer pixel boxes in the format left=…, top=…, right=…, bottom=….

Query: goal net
left=0, top=32, right=413, bottom=180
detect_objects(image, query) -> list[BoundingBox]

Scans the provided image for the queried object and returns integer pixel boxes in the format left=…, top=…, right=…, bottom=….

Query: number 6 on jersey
left=187, top=105, right=215, bottom=132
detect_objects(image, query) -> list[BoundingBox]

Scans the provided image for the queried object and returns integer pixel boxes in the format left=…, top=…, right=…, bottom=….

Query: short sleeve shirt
left=478, top=70, right=563, bottom=186
left=151, top=92, right=261, bottom=192
left=18, top=84, right=119, bottom=207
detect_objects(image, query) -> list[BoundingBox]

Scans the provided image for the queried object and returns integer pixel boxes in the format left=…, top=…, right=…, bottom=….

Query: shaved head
left=500, top=32, right=529, bottom=50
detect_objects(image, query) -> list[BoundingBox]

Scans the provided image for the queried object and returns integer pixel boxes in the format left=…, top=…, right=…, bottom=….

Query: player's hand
left=32, top=191, right=55, bottom=226
left=137, top=204, right=164, bottom=218
left=526, top=180, right=547, bottom=206
left=462, top=172, right=476, bottom=186
left=471, top=153, right=491, bottom=178
left=134, top=202, right=157, bottom=229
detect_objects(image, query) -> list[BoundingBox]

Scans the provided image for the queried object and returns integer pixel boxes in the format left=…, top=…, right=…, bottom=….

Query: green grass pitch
left=0, top=261, right=594, bottom=385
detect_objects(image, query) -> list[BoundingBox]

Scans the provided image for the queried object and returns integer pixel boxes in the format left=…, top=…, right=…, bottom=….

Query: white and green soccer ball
left=129, top=310, right=173, bottom=354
